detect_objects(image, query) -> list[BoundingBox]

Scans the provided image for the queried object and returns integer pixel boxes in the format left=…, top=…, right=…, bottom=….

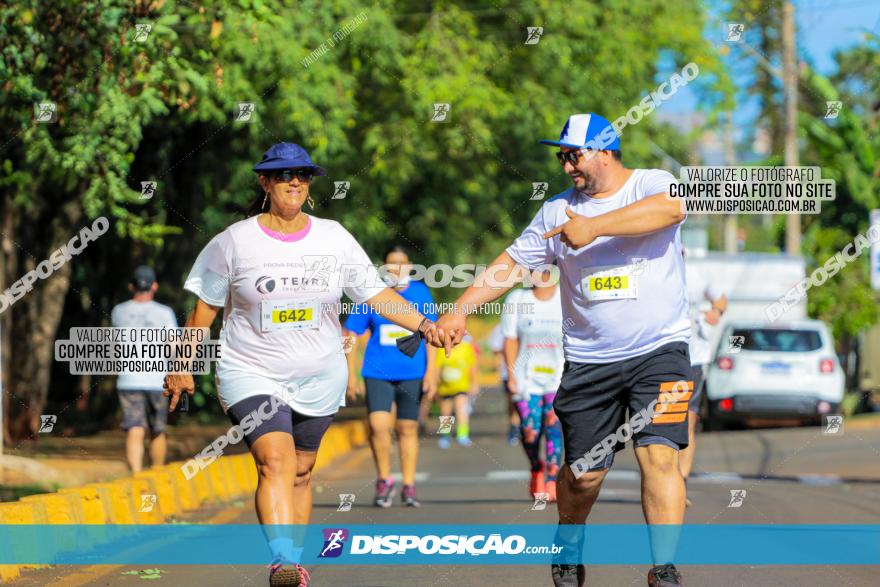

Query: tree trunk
left=1, top=196, right=15, bottom=447
left=3, top=197, right=82, bottom=441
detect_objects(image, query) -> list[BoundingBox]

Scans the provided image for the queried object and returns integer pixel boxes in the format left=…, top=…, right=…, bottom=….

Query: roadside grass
left=0, top=483, right=61, bottom=503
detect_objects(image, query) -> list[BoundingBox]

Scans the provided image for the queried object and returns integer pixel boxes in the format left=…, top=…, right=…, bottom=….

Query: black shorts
left=554, top=341, right=693, bottom=472
left=226, top=395, right=334, bottom=452
left=365, top=378, right=423, bottom=421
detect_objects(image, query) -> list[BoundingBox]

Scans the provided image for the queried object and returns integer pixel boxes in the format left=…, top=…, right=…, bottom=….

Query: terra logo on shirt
left=253, top=274, right=327, bottom=293
left=255, top=275, right=275, bottom=293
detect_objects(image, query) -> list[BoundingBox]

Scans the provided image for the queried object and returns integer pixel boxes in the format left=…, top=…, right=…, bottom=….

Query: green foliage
left=796, top=56, right=880, bottom=341
left=801, top=226, right=877, bottom=342
left=1, top=0, right=730, bottom=427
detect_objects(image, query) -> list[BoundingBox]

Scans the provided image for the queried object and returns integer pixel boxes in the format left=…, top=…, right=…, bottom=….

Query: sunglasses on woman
left=273, top=168, right=314, bottom=182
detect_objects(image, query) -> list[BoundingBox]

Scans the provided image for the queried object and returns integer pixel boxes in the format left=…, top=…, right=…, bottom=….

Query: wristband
left=417, top=317, right=432, bottom=334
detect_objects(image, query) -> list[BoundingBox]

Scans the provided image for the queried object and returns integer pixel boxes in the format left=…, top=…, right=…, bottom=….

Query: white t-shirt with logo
left=506, top=169, right=690, bottom=363
left=686, top=263, right=724, bottom=366
left=184, top=215, right=386, bottom=415
left=500, top=287, right=565, bottom=399
left=111, top=300, right=179, bottom=392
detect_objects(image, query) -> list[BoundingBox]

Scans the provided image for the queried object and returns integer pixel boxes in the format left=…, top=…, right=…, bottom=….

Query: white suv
left=704, top=320, right=844, bottom=428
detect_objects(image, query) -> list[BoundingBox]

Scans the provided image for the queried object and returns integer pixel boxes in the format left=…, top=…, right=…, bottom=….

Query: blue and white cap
left=539, top=113, right=620, bottom=151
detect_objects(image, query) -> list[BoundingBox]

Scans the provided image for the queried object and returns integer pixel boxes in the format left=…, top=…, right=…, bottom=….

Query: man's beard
left=575, top=171, right=600, bottom=195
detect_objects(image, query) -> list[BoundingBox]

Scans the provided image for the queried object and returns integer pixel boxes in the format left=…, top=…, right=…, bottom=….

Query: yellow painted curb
left=169, top=457, right=212, bottom=506
left=0, top=421, right=370, bottom=583
left=0, top=565, right=21, bottom=583
left=313, top=425, right=353, bottom=472
left=0, top=502, right=42, bottom=524
left=346, top=420, right=368, bottom=446
left=86, top=483, right=136, bottom=524
left=20, top=493, right=82, bottom=524
left=112, top=478, right=161, bottom=524
left=229, top=454, right=255, bottom=495
left=161, top=463, right=198, bottom=511
left=218, top=457, right=243, bottom=499
left=59, top=487, right=108, bottom=525
left=18, top=494, right=80, bottom=562
left=0, top=501, right=47, bottom=579
left=237, top=454, right=255, bottom=495
left=135, top=470, right=180, bottom=518
left=130, top=476, right=164, bottom=524
left=205, top=457, right=231, bottom=502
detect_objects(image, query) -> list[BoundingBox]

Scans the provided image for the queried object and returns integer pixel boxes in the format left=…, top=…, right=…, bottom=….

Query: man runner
left=436, top=113, right=691, bottom=586
left=111, top=266, right=178, bottom=473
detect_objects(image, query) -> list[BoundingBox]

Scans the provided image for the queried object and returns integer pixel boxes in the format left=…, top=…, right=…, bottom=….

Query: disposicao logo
left=319, top=528, right=348, bottom=558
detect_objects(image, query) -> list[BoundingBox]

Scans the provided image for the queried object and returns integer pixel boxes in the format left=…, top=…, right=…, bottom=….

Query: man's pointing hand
left=542, top=207, right=598, bottom=249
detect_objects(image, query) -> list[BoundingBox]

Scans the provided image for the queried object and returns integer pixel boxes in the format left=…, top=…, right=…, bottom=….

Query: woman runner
left=343, top=245, right=438, bottom=508
left=501, top=272, right=565, bottom=502
left=164, top=143, right=451, bottom=587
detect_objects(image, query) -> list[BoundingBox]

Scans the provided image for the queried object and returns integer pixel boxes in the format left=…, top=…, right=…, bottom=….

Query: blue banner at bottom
left=0, top=524, right=878, bottom=565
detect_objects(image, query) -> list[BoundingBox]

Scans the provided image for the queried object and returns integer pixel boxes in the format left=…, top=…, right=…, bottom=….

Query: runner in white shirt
left=436, top=113, right=691, bottom=587
left=489, top=321, right=520, bottom=445
left=501, top=276, right=564, bottom=502
left=111, top=265, right=178, bottom=473
left=681, top=249, right=727, bottom=504
left=164, top=143, right=452, bottom=587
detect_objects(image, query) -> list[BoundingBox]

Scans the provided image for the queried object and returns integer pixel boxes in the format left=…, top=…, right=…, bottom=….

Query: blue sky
left=796, top=0, right=879, bottom=73
left=656, top=0, right=879, bottom=158
left=663, top=0, right=879, bottom=114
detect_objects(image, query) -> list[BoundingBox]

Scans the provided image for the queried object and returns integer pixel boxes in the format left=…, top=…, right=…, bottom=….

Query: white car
left=704, top=320, right=844, bottom=428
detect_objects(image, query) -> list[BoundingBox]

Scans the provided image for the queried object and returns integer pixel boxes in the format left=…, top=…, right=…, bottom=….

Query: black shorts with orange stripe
left=553, top=341, right=693, bottom=467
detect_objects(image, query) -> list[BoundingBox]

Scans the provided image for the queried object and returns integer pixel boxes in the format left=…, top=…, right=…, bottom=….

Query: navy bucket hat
left=252, top=142, right=327, bottom=176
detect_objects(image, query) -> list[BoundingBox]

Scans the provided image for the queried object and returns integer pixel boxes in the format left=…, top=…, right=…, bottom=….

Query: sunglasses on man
left=555, top=149, right=596, bottom=166
left=273, top=168, right=314, bottom=182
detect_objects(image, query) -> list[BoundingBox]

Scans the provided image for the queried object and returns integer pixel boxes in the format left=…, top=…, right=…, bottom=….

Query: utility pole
left=723, top=111, right=738, bottom=253
left=783, top=1, right=801, bottom=255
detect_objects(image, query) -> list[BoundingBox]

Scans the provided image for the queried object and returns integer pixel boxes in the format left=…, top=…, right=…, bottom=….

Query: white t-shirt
left=183, top=215, right=386, bottom=415
left=500, top=287, right=565, bottom=399
left=686, top=263, right=724, bottom=366
left=111, top=300, right=178, bottom=392
left=506, top=169, right=690, bottom=363
left=488, top=324, right=508, bottom=381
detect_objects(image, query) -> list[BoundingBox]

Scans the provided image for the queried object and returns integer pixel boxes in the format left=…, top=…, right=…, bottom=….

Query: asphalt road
left=14, top=388, right=880, bottom=587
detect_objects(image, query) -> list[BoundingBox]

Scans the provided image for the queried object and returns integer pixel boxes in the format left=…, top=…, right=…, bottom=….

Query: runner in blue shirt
left=344, top=245, right=438, bottom=507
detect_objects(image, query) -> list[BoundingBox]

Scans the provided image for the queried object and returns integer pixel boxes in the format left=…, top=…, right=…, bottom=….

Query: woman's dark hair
left=246, top=174, right=271, bottom=217
left=384, top=244, right=411, bottom=262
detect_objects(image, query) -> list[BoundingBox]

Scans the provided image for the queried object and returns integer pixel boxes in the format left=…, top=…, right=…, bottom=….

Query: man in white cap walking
left=437, top=113, right=691, bottom=586
left=112, top=265, right=178, bottom=473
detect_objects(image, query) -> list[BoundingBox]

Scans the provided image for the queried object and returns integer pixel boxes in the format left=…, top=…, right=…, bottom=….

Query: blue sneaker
left=438, top=436, right=452, bottom=449
left=508, top=424, right=520, bottom=446
left=456, top=436, right=473, bottom=447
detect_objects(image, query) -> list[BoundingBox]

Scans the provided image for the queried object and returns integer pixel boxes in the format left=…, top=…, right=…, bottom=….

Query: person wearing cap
left=436, top=113, right=691, bottom=587
left=165, top=142, right=455, bottom=587
left=111, top=266, right=178, bottom=473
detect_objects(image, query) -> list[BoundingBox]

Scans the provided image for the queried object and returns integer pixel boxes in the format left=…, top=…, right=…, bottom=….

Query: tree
left=1, top=0, right=728, bottom=440
left=0, top=1, right=221, bottom=439
left=797, top=53, right=880, bottom=346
